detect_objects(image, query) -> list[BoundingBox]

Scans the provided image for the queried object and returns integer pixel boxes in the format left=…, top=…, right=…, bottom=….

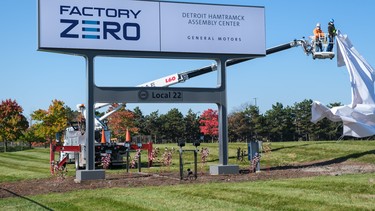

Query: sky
left=1, top=0, right=375, bottom=119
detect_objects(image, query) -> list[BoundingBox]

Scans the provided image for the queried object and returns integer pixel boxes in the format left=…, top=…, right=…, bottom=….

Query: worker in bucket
left=326, top=19, right=336, bottom=52
left=313, top=23, right=325, bottom=52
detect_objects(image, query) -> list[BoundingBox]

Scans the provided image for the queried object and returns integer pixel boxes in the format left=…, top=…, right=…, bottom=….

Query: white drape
left=311, top=31, right=375, bottom=137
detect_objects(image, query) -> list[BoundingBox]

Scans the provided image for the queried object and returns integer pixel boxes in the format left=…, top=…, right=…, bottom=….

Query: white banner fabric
left=311, top=31, right=375, bottom=137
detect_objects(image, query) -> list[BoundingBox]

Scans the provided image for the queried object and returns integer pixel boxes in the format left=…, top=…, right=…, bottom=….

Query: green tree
left=21, top=124, right=45, bottom=149
left=144, top=111, right=161, bottom=142
left=133, top=106, right=146, bottom=135
left=160, top=108, right=185, bottom=143
left=0, top=99, right=29, bottom=152
left=243, top=104, right=265, bottom=140
left=31, top=100, right=73, bottom=147
left=293, top=99, right=314, bottom=141
left=264, top=102, right=294, bottom=142
left=228, top=103, right=267, bottom=142
left=183, top=109, right=201, bottom=142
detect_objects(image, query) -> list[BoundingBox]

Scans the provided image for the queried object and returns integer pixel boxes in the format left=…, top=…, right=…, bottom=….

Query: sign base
left=75, top=169, right=105, bottom=182
left=209, top=165, right=239, bottom=175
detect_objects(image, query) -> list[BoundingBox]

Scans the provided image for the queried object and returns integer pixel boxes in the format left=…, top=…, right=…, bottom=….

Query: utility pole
left=253, top=97, right=258, bottom=107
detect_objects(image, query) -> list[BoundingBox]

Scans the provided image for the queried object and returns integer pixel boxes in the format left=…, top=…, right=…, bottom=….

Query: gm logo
left=138, top=90, right=149, bottom=100
left=60, top=6, right=141, bottom=41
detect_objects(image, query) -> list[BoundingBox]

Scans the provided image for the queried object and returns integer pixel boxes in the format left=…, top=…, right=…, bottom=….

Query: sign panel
left=39, top=0, right=160, bottom=51
left=138, top=90, right=183, bottom=102
left=160, top=2, right=266, bottom=55
left=39, top=0, right=265, bottom=55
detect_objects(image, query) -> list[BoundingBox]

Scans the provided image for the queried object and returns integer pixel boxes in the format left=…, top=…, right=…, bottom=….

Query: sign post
left=38, top=0, right=266, bottom=180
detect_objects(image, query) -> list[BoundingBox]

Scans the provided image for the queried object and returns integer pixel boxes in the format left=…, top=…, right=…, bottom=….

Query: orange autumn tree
left=31, top=100, right=73, bottom=147
left=106, top=104, right=138, bottom=142
left=0, top=99, right=29, bottom=152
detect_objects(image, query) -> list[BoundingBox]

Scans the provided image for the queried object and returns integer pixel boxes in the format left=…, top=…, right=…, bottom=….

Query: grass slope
left=1, top=141, right=375, bottom=182
left=1, top=141, right=375, bottom=210
left=1, top=173, right=374, bottom=210
left=0, top=148, right=51, bottom=182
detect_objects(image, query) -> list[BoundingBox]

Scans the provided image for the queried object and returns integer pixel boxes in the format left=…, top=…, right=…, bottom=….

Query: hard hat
left=316, top=23, right=321, bottom=27
left=330, top=18, right=334, bottom=23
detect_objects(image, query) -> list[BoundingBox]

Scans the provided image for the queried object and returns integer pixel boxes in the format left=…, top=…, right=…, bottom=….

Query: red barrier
left=50, top=143, right=81, bottom=175
left=129, top=142, right=153, bottom=167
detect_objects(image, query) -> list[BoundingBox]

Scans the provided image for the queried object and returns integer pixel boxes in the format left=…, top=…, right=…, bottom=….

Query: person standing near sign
left=326, top=19, right=336, bottom=52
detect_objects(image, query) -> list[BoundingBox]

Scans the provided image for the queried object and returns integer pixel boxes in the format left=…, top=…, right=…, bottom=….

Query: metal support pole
left=126, top=148, right=129, bottom=173
left=138, top=150, right=141, bottom=173
left=75, top=54, right=105, bottom=181
left=217, top=59, right=228, bottom=165
left=194, top=148, right=198, bottom=179
left=50, top=143, right=55, bottom=175
left=179, top=147, right=183, bottom=180
left=86, top=54, right=95, bottom=171
left=209, top=57, right=238, bottom=175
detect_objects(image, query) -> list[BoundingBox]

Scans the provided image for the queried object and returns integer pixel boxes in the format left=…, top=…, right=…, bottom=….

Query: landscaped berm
left=1, top=141, right=375, bottom=210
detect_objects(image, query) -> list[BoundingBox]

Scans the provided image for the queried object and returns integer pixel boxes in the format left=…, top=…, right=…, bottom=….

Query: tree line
left=228, top=100, right=344, bottom=142
left=0, top=98, right=354, bottom=152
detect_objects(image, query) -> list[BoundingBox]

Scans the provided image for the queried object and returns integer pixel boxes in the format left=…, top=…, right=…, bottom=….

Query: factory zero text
left=59, top=5, right=142, bottom=40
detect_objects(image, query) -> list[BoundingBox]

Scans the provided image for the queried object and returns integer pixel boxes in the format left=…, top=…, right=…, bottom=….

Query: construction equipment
left=310, top=34, right=335, bottom=60
left=50, top=35, right=333, bottom=174
left=50, top=103, right=154, bottom=174
left=138, top=37, right=332, bottom=88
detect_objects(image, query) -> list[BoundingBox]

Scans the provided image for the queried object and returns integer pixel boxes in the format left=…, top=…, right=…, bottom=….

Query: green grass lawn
left=257, top=141, right=375, bottom=168
left=1, top=173, right=374, bottom=210
left=0, top=148, right=51, bottom=182
left=1, top=141, right=375, bottom=210
left=1, top=141, right=375, bottom=182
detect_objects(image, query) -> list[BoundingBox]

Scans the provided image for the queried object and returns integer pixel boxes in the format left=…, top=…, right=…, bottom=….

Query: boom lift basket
left=310, top=35, right=335, bottom=60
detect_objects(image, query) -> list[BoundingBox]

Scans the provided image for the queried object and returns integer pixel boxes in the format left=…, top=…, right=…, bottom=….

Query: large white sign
left=160, top=2, right=265, bottom=55
left=38, top=0, right=266, bottom=55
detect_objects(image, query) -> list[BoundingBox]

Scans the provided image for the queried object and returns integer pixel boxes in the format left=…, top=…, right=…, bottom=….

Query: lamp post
left=178, top=140, right=200, bottom=180
left=178, top=140, right=185, bottom=180
left=193, top=140, right=200, bottom=179
left=253, top=97, right=258, bottom=107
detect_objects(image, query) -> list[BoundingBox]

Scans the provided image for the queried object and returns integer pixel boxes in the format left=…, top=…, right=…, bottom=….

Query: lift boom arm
left=89, top=39, right=313, bottom=127
left=139, top=39, right=313, bottom=87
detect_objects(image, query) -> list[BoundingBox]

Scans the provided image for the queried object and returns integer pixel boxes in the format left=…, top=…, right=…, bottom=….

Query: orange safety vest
left=313, top=28, right=325, bottom=39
